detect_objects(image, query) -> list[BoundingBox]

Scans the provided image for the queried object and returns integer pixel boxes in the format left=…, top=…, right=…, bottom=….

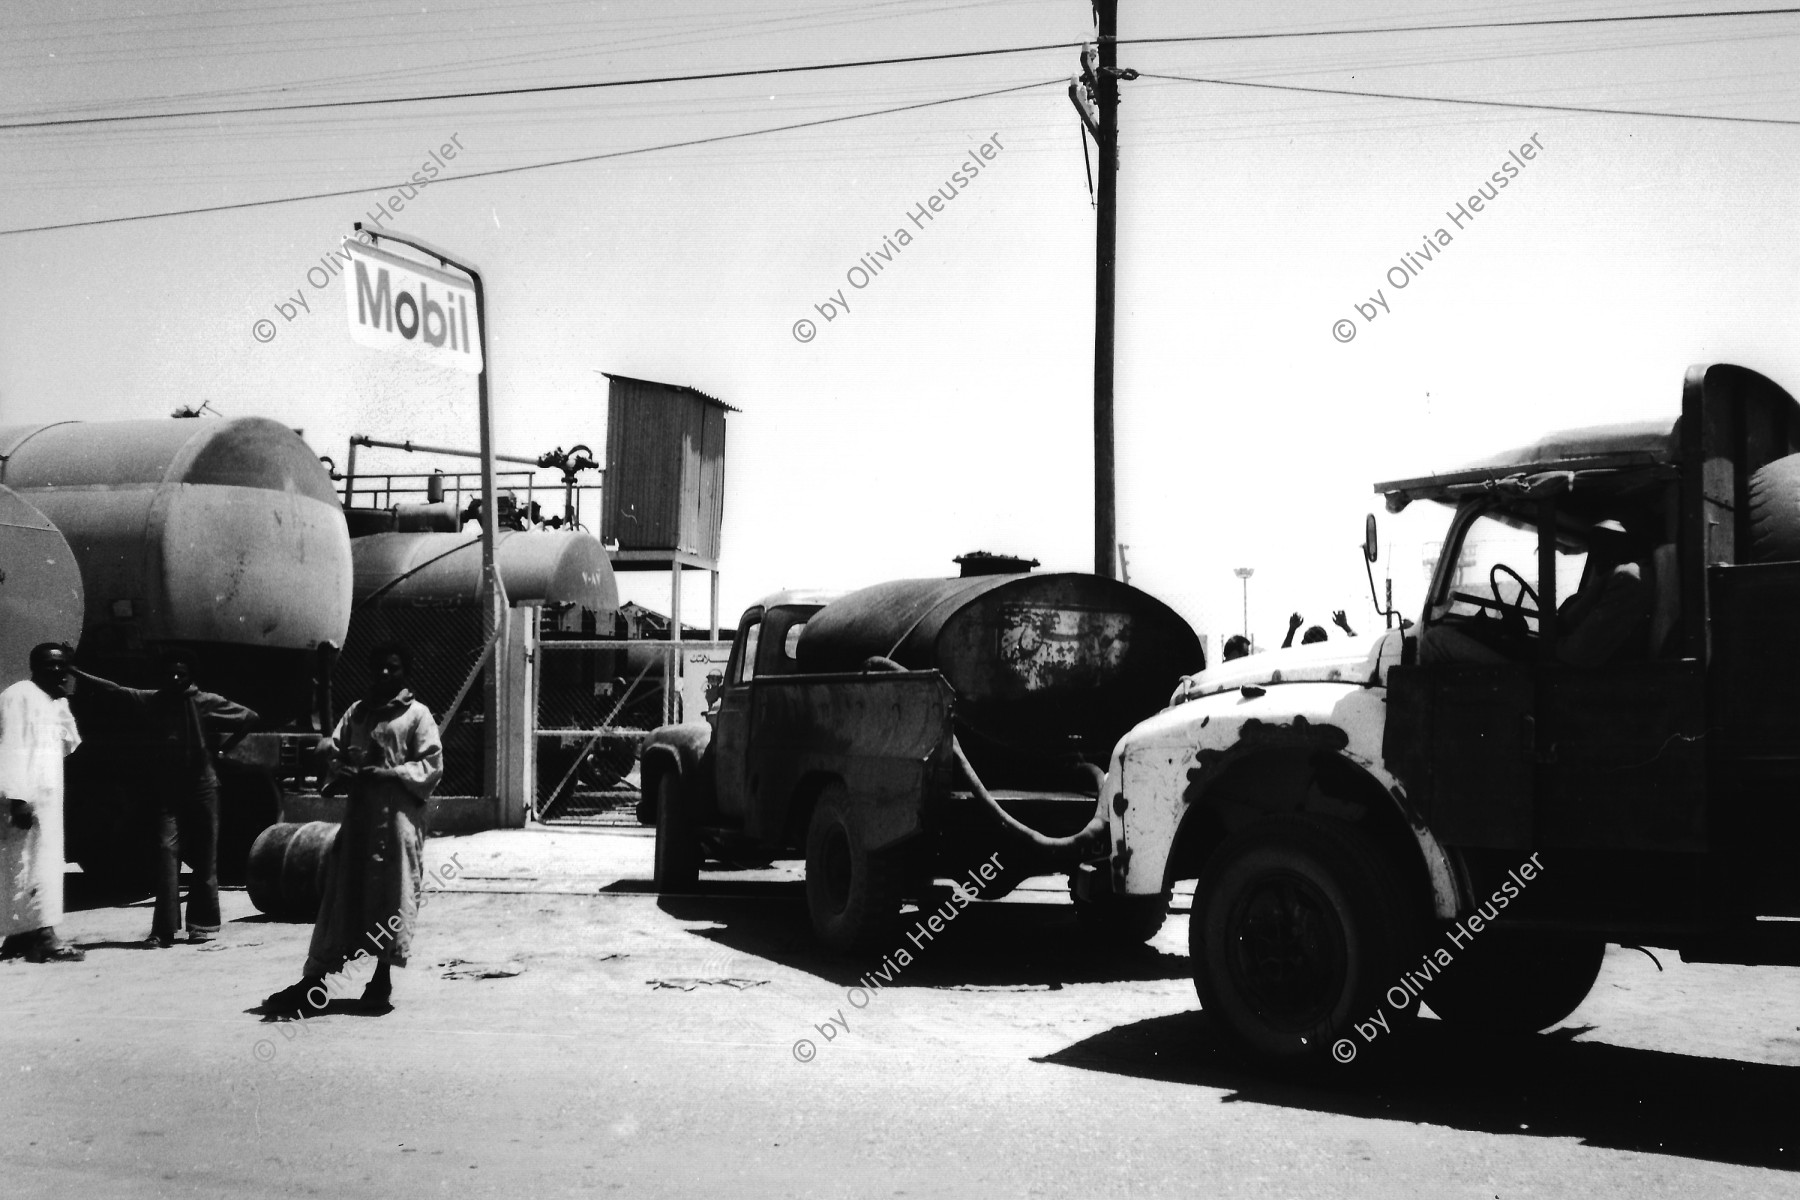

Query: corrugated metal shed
left=600, top=374, right=732, bottom=564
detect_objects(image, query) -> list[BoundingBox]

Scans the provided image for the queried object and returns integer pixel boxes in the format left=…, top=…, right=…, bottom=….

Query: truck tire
left=1748, top=451, right=1800, bottom=561
left=652, top=771, right=700, bottom=895
left=1191, top=814, right=1418, bottom=1069
left=1071, top=878, right=1169, bottom=944
left=1424, top=933, right=1604, bottom=1034
left=805, top=787, right=902, bottom=955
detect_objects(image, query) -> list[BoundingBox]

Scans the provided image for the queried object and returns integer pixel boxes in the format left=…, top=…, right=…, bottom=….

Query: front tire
left=1192, top=815, right=1418, bottom=1069
left=1424, top=932, right=1604, bottom=1034
left=804, top=786, right=902, bottom=954
left=652, top=771, right=699, bottom=894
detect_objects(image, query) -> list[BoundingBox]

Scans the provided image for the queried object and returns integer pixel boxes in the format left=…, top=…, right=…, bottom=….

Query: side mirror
left=1363, top=513, right=1379, bottom=564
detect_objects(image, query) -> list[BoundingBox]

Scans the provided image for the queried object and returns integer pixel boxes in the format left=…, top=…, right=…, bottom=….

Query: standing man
left=267, top=642, right=442, bottom=1015
left=72, top=653, right=258, bottom=947
left=0, top=644, right=85, bottom=963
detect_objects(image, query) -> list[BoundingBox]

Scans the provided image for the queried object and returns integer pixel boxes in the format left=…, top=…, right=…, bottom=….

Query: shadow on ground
left=638, top=875, right=1191, bottom=989
left=1039, top=1009, right=1800, bottom=1172
left=252, top=999, right=388, bottom=1020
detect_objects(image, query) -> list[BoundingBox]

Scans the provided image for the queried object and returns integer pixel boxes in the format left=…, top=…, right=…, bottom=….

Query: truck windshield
left=1432, top=506, right=1587, bottom=627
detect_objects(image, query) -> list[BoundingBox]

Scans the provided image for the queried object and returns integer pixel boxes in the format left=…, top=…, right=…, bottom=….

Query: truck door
left=1385, top=664, right=1535, bottom=848
left=711, top=607, right=762, bottom=821
left=1383, top=502, right=1552, bottom=849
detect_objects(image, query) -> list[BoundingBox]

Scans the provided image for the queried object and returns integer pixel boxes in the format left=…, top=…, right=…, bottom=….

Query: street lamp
left=1233, top=567, right=1254, bottom=640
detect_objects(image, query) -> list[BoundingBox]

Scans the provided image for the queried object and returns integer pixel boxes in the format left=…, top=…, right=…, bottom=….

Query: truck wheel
left=1071, top=878, right=1169, bottom=944
left=1424, top=933, right=1604, bottom=1034
left=1192, top=815, right=1417, bottom=1069
left=805, top=788, right=902, bottom=954
left=652, top=771, right=700, bottom=894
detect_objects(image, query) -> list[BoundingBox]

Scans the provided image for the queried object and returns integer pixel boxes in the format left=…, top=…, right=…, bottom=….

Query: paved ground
left=3, top=826, right=1798, bottom=1198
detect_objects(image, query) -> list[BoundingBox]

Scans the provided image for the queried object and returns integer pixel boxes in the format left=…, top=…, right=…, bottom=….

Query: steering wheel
left=1488, top=563, right=1540, bottom=635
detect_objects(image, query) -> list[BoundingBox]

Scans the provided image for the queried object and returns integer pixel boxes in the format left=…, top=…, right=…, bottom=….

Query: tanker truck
left=645, top=559, right=1203, bottom=952
left=1094, top=362, right=1800, bottom=1070
left=0, top=418, right=353, bottom=887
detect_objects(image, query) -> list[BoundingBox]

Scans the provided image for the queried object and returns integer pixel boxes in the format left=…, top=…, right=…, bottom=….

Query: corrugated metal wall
left=600, top=375, right=729, bottom=561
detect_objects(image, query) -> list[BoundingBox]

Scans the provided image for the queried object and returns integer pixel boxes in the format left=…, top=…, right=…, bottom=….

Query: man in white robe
left=0, top=643, right=85, bottom=962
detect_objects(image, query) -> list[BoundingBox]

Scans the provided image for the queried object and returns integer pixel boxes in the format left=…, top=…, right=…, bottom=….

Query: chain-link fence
left=335, top=603, right=493, bottom=800
left=533, top=638, right=730, bottom=822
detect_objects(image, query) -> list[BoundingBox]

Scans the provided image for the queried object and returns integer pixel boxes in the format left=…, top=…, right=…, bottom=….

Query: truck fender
left=640, top=722, right=715, bottom=816
left=1112, top=687, right=1463, bottom=921
left=1165, top=744, right=1461, bottom=922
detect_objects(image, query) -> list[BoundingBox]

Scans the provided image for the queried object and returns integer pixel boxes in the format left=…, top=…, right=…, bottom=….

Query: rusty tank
left=795, top=571, right=1204, bottom=790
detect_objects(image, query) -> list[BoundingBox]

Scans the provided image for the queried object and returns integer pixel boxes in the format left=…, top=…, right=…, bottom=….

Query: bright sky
left=3, top=1, right=1797, bottom=655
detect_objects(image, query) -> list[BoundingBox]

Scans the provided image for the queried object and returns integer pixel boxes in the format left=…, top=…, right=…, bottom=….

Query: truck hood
left=1170, top=629, right=1403, bottom=705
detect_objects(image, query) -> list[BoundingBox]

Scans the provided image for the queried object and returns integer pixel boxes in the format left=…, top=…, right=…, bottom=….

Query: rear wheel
left=652, top=771, right=699, bottom=894
left=1425, top=932, right=1604, bottom=1034
left=804, top=787, right=902, bottom=954
left=1192, top=815, right=1418, bottom=1069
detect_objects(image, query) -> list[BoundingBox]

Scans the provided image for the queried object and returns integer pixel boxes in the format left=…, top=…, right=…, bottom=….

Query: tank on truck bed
left=644, top=566, right=1202, bottom=951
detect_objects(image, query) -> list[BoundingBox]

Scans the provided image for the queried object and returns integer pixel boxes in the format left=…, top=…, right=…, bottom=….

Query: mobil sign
left=342, top=239, right=483, bottom=374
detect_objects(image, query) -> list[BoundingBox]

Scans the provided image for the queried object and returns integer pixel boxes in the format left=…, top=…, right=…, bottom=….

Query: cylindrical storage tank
left=796, top=573, right=1203, bottom=789
left=246, top=820, right=337, bottom=920
left=0, top=485, right=84, bottom=687
left=349, top=529, right=619, bottom=611
left=0, top=418, right=353, bottom=721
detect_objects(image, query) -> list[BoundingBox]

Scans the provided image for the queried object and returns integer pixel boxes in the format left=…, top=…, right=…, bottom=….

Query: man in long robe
left=0, top=644, right=85, bottom=963
left=266, top=641, right=442, bottom=1015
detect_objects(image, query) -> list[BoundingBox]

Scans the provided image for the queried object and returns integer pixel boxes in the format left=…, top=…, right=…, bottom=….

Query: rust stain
left=1182, top=716, right=1351, bottom=806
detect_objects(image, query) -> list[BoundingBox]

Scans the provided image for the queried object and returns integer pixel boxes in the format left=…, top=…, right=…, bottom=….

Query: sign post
left=345, top=226, right=506, bottom=813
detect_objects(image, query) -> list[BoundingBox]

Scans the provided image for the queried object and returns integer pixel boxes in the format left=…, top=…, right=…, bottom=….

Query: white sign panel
left=342, top=239, right=483, bottom=373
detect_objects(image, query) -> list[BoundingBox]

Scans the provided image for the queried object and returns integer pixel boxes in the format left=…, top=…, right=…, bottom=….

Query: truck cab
left=1102, top=363, right=1800, bottom=1069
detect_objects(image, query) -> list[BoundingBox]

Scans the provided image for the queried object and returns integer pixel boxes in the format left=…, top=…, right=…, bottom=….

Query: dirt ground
left=2, top=826, right=1797, bottom=1199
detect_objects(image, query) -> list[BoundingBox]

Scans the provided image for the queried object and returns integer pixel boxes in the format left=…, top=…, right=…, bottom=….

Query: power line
left=0, top=79, right=1059, bottom=237
left=1141, top=70, right=1800, bottom=127
left=4, top=6, right=1798, bottom=131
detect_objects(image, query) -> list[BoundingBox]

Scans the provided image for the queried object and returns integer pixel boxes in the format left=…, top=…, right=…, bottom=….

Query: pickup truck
left=1093, top=362, right=1800, bottom=1068
left=644, top=566, right=1203, bottom=951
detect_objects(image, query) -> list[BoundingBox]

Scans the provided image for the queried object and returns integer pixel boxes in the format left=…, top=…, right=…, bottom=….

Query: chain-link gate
left=534, top=638, right=670, bottom=822
left=334, top=603, right=498, bottom=801
left=532, top=638, right=730, bottom=822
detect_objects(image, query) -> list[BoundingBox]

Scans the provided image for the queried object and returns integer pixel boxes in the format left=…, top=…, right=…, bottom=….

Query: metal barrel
left=246, top=820, right=338, bottom=921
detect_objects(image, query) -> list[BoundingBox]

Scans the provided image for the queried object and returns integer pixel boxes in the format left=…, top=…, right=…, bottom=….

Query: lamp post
left=1234, top=567, right=1254, bottom=640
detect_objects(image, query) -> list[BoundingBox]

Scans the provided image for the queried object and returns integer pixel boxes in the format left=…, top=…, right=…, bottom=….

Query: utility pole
left=1071, top=1, right=1134, bottom=579
left=1091, top=0, right=1119, bottom=579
